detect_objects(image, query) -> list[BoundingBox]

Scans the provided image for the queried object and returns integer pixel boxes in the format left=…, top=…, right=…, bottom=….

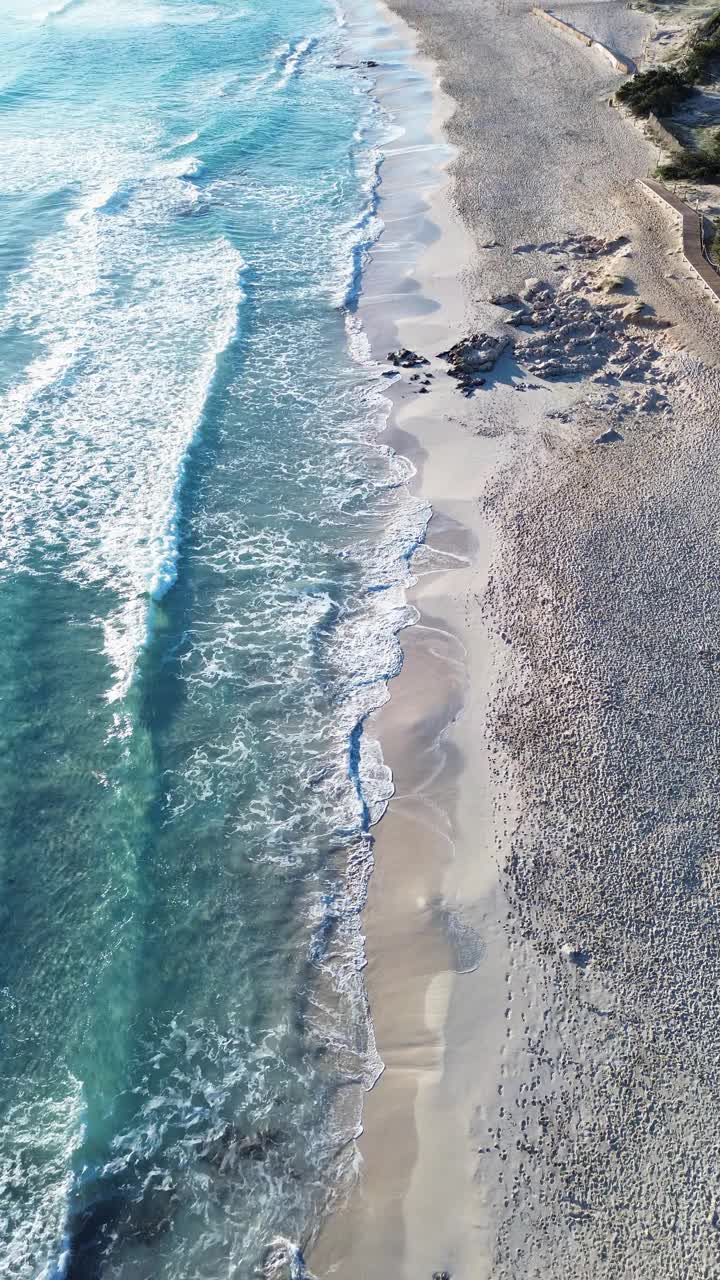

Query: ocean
left=0, top=1, right=428, bottom=1275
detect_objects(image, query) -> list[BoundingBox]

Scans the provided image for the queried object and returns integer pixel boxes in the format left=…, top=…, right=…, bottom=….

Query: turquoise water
left=0, top=2, right=427, bottom=1275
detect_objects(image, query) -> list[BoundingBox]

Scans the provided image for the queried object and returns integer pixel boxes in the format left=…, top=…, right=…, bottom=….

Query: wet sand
left=312, top=0, right=720, bottom=1276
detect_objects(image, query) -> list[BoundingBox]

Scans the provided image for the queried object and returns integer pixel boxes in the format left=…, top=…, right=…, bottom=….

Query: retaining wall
left=645, top=113, right=686, bottom=159
left=531, top=7, right=636, bottom=74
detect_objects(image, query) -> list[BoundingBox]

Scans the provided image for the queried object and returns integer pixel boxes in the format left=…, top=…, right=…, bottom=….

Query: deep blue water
left=0, top=1, right=426, bottom=1275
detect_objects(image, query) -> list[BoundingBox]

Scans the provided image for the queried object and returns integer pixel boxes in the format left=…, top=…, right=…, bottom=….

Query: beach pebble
left=561, top=944, right=593, bottom=967
left=491, top=291, right=525, bottom=308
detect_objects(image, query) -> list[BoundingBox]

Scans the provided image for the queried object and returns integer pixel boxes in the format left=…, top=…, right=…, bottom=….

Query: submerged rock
left=198, top=1124, right=284, bottom=1170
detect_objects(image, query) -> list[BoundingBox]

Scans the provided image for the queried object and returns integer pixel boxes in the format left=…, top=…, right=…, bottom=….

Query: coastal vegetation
left=656, top=126, right=720, bottom=180
left=616, top=8, right=720, bottom=182
left=685, top=6, right=720, bottom=83
left=616, top=65, right=693, bottom=117
left=616, top=9, right=720, bottom=116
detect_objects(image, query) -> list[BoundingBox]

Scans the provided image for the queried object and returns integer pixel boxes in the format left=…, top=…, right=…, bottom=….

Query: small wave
left=332, top=154, right=385, bottom=310
left=65, top=178, right=124, bottom=225
left=35, top=0, right=83, bottom=21
left=335, top=207, right=384, bottom=311
left=44, top=1, right=224, bottom=29
left=171, top=130, right=200, bottom=149
left=238, top=41, right=291, bottom=97
left=145, top=251, right=246, bottom=608
left=261, top=1238, right=314, bottom=1280
left=154, top=154, right=204, bottom=180
left=274, top=37, right=316, bottom=92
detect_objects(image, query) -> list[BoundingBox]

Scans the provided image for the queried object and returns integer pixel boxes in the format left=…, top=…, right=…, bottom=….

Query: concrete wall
left=645, top=113, right=686, bottom=159
left=531, top=8, right=635, bottom=75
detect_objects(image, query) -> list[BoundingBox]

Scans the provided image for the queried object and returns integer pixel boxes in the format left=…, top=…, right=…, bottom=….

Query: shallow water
left=0, top=1, right=427, bottom=1274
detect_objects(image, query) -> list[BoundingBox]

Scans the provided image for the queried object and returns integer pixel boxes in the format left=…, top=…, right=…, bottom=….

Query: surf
left=0, top=1, right=426, bottom=1276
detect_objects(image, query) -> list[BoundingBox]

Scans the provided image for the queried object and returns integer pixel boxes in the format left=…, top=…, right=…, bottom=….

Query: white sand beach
left=311, top=0, right=720, bottom=1275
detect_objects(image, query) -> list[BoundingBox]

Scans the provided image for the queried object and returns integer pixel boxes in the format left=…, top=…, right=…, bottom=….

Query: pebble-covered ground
left=482, top=332, right=720, bottom=1277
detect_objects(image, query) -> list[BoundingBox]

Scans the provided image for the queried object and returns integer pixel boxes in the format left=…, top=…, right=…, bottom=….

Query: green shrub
left=657, top=131, right=720, bottom=181
left=658, top=153, right=720, bottom=180
left=616, top=66, right=694, bottom=117
left=684, top=27, right=720, bottom=84
left=699, top=7, right=720, bottom=37
left=681, top=9, right=720, bottom=83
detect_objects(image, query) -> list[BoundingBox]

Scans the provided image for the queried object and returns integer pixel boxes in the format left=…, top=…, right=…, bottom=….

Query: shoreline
left=316, top=0, right=720, bottom=1272
left=313, top=2, right=510, bottom=1275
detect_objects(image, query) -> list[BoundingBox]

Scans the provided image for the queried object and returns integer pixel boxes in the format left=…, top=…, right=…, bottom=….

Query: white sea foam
left=0, top=1075, right=84, bottom=1279
left=45, top=0, right=225, bottom=28
left=0, top=157, right=245, bottom=698
left=0, top=10, right=434, bottom=1273
left=274, top=37, right=316, bottom=91
left=153, top=154, right=204, bottom=179
left=33, top=0, right=83, bottom=21
left=171, top=130, right=200, bottom=148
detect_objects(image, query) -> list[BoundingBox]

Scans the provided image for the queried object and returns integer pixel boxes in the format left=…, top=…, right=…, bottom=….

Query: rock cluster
left=386, top=347, right=429, bottom=369
left=491, top=275, right=670, bottom=399
left=438, top=332, right=511, bottom=395
left=512, top=233, right=630, bottom=258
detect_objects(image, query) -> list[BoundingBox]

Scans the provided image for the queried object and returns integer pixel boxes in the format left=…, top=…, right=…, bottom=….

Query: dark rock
left=490, top=292, right=525, bottom=309
left=198, top=1125, right=284, bottom=1170
left=594, top=428, right=623, bottom=445
left=438, top=332, right=509, bottom=393
left=527, top=360, right=566, bottom=379
left=235, top=1129, right=283, bottom=1160
left=387, top=348, right=429, bottom=369
left=506, top=309, right=533, bottom=327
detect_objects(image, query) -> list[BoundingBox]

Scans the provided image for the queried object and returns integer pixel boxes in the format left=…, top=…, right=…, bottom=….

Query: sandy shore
left=311, top=0, right=720, bottom=1276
